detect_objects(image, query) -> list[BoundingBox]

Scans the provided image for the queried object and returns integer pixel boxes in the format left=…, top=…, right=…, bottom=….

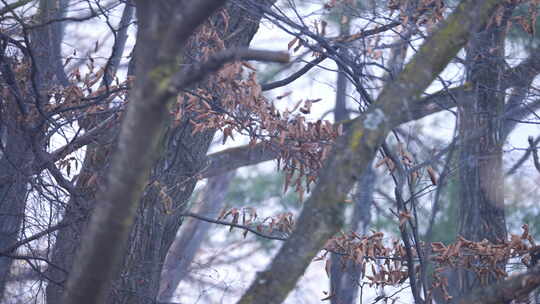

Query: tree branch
left=0, top=0, right=33, bottom=17
left=457, top=265, right=540, bottom=304
left=237, top=1, right=502, bottom=303
left=506, top=136, right=540, bottom=175
left=202, top=143, right=278, bottom=178
left=502, top=46, right=540, bottom=90
left=169, top=48, right=289, bottom=93
left=201, top=86, right=471, bottom=179
left=180, top=212, right=287, bottom=241
left=260, top=21, right=401, bottom=92
left=261, top=56, right=326, bottom=91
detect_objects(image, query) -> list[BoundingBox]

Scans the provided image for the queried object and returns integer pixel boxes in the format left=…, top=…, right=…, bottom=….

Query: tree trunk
left=0, top=116, right=31, bottom=299
left=330, top=165, right=374, bottom=304
left=48, top=2, right=271, bottom=303
left=45, top=124, right=118, bottom=303
left=0, top=0, right=67, bottom=299
left=454, top=2, right=514, bottom=298
left=107, top=5, right=265, bottom=303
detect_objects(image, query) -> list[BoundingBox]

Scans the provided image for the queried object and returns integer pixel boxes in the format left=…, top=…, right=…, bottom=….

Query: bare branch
left=0, top=220, right=73, bottom=256
left=0, top=0, right=33, bottom=17
left=261, top=56, right=326, bottom=91
left=502, top=46, right=540, bottom=90
left=506, top=136, right=540, bottom=175
left=202, top=143, right=278, bottom=178
left=169, top=48, right=289, bottom=93
left=261, top=21, right=401, bottom=92
left=180, top=212, right=287, bottom=241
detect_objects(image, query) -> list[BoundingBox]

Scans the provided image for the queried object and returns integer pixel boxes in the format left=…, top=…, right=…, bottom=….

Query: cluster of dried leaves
left=1, top=49, right=129, bottom=155
left=319, top=225, right=538, bottom=302
left=57, top=59, right=129, bottom=130
left=2, top=51, right=128, bottom=129
left=501, top=0, right=539, bottom=35
left=323, top=231, right=411, bottom=286
left=388, top=0, right=445, bottom=27
left=218, top=207, right=295, bottom=239
left=429, top=225, right=537, bottom=300
left=173, top=13, right=342, bottom=199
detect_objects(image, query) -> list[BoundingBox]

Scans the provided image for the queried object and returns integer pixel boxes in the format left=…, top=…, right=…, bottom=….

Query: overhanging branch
left=169, top=48, right=289, bottom=94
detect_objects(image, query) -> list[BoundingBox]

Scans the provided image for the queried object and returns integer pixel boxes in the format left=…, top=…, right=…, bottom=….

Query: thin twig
left=180, top=212, right=287, bottom=241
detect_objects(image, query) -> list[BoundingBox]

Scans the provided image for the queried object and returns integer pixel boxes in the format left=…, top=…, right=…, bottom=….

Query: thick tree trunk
left=0, top=121, right=31, bottom=299
left=45, top=126, right=118, bottom=303
left=454, top=2, right=514, bottom=298
left=48, top=2, right=270, bottom=303
left=108, top=5, right=264, bottom=304
left=60, top=1, right=230, bottom=302
left=0, top=0, right=68, bottom=299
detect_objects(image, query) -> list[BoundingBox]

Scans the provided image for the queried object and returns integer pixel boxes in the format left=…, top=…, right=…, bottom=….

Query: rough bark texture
left=45, top=123, right=119, bottom=303
left=0, top=106, right=31, bottom=299
left=108, top=4, right=266, bottom=304
left=454, top=2, right=514, bottom=298
left=236, top=1, right=502, bottom=303
left=60, top=1, right=227, bottom=303
left=0, top=0, right=67, bottom=299
left=53, top=2, right=271, bottom=304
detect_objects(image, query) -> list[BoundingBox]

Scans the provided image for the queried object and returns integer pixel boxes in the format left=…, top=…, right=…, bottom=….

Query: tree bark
left=457, top=265, right=540, bottom=304
left=454, top=2, right=515, bottom=297
left=60, top=1, right=228, bottom=303
left=56, top=1, right=273, bottom=303
left=104, top=4, right=267, bottom=304
left=0, top=107, right=31, bottom=300
left=0, top=0, right=67, bottom=299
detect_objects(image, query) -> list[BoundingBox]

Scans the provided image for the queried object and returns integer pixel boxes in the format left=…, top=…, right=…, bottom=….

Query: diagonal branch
left=506, top=136, right=540, bottom=175
left=202, top=143, right=279, bottom=178
left=502, top=46, right=540, bottom=90
left=202, top=85, right=472, bottom=179
left=260, top=21, right=401, bottom=92
left=261, top=56, right=326, bottom=91
left=237, top=1, right=503, bottom=303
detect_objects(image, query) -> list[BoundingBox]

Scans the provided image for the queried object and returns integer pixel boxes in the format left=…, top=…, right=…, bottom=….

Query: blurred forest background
left=1, top=0, right=540, bottom=303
